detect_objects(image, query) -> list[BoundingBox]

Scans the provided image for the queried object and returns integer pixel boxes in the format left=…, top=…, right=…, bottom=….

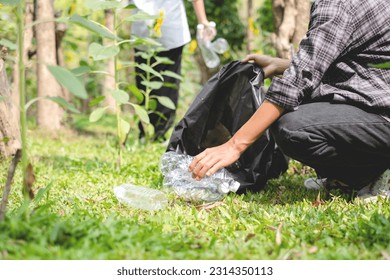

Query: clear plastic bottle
left=197, top=22, right=221, bottom=69
left=113, top=184, right=168, bottom=211
left=160, top=152, right=240, bottom=202
left=210, top=38, right=229, bottom=54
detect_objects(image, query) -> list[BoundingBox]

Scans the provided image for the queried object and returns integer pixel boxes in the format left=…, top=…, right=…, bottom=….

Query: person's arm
left=241, top=54, right=290, bottom=78
left=188, top=54, right=288, bottom=180
left=190, top=0, right=216, bottom=41
left=190, top=0, right=209, bottom=25
left=265, top=1, right=356, bottom=111
left=188, top=100, right=284, bottom=180
left=190, top=1, right=356, bottom=180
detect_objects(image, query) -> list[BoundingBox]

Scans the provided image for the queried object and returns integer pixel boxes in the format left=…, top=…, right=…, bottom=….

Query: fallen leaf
left=308, top=246, right=318, bottom=254
left=275, top=223, right=283, bottom=245
left=312, top=192, right=325, bottom=207
left=25, top=163, right=35, bottom=199
left=195, top=201, right=224, bottom=211
left=245, top=233, right=256, bottom=242
left=266, top=225, right=277, bottom=231
left=381, top=251, right=390, bottom=260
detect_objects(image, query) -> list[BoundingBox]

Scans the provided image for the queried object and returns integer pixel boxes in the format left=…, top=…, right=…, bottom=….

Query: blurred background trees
left=0, top=0, right=311, bottom=153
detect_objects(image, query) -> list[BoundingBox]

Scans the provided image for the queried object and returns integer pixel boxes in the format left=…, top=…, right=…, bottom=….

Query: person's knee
left=270, top=113, right=330, bottom=162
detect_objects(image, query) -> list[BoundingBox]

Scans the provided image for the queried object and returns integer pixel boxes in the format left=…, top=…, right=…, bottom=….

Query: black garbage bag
left=166, top=60, right=288, bottom=193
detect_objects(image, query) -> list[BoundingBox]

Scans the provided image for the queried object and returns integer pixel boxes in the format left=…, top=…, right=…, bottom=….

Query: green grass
left=0, top=121, right=389, bottom=260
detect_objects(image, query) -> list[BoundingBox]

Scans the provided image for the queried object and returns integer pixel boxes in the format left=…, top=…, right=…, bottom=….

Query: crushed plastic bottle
left=196, top=22, right=230, bottom=69
left=114, top=184, right=168, bottom=211
left=210, top=38, right=229, bottom=54
left=160, top=151, right=240, bottom=202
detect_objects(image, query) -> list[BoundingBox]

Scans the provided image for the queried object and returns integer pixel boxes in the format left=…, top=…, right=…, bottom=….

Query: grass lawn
left=0, top=118, right=389, bottom=260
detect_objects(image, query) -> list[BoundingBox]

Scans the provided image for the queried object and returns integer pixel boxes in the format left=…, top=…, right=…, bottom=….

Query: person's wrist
left=198, top=21, right=215, bottom=27
left=230, top=136, right=249, bottom=156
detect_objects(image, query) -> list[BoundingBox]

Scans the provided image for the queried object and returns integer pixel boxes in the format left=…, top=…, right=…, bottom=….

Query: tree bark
left=272, top=0, right=310, bottom=59
left=35, top=0, right=63, bottom=130
left=292, top=0, right=310, bottom=48
left=102, top=9, right=116, bottom=112
left=0, top=48, right=21, bottom=158
left=0, top=149, right=21, bottom=221
left=12, top=1, right=34, bottom=124
left=246, top=0, right=254, bottom=53
left=55, top=18, right=70, bottom=102
left=194, top=50, right=216, bottom=85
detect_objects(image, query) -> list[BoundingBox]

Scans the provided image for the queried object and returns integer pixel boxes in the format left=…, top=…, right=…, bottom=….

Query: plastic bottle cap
left=197, top=23, right=205, bottom=30
left=208, top=21, right=216, bottom=28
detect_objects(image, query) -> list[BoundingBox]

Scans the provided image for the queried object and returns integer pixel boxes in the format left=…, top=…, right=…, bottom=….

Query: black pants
left=270, top=102, right=390, bottom=189
left=135, top=46, right=183, bottom=140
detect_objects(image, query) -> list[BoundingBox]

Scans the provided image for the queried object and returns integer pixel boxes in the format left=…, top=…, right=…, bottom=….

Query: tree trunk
left=194, top=50, right=216, bottom=85
left=35, top=0, right=63, bottom=130
left=292, top=0, right=310, bottom=48
left=0, top=48, right=21, bottom=158
left=12, top=1, right=34, bottom=124
left=246, top=0, right=254, bottom=53
left=272, top=0, right=310, bottom=59
left=56, top=19, right=70, bottom=102
left=102, top=9, right=116, bottom=112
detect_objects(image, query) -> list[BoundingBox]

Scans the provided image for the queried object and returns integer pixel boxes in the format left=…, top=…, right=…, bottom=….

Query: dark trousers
left=270, top=102, right=390, bottom=189
left=135, top=46, right=183, bottom=140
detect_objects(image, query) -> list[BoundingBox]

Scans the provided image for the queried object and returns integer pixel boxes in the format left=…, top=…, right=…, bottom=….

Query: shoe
left=356, top=169, right=390, bottom=202
left=304, top=177, right=349, bottom=190
left=304, top=178, right=326, bottom=190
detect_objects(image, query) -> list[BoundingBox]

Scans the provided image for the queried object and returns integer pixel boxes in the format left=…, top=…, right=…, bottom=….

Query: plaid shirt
left=266, top=0, right=390, bottom=119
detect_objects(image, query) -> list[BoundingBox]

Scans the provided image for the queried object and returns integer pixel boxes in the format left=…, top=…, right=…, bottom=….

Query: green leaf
left=69, top=14, right=118, bottom=40
left=146, top=123, right=155, bottom=136
left=123, top=11, right=159, bottom=22
left=135, top=52, right=150, bottom=60
left=129, top=84, right=144, bottom=103
left=162, top=82, right=178, bottom=89
left=89, top=107, right=108, bottom=122
left=71, top=66, right=91, bottom=76
left=110, top=89, right=129, bottom=104
left=123, top=3, right=137, bottom=9
left=137, top=63, right=163, bottom=80
left=46, top=97, right=80, bottom=114
left=0, top=0, right=21, bottom=6
left=371, top=62, right=390, bottom=69
left=119, top=118, right=130, bottom=143
left=132, top=35, right=161, bottom=47
left=0, top=38, right=16, bottom=50
left=119, top=60, right=137, bottom=68
left=152, top=95, right=176, bottom=110
left=88, top=42, right=120, bottom=61
left=130, top=103, right=149, bottom=124
left=47, top=65, right=88, bottom=99
left=161, top=70, right=183, bottom=81
left=148, top=99, right=157, bottom=111
left=154, top=56, right=174, bottom=65
left=141, top=80, right=163, bottom=90
left=84, top=0, right=121, bottom=11
left=89, top=96, right=106, bottom=107
left=34, top=181, right=53, bottom=204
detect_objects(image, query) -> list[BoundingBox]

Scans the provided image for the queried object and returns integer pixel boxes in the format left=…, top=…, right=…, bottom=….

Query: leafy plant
left=72, top=1, right=179, bottom=166
left=0, top=0, right=87, bottom=217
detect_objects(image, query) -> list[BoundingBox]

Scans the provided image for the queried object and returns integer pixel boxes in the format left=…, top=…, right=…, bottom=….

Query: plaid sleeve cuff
left=264, top=77, right=300, bottom=111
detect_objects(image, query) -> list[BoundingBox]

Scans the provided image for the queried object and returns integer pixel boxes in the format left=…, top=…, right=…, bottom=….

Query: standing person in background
left=131, top=0, right=216, bottom=141
left=189, top=0, right=390, bottom=201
